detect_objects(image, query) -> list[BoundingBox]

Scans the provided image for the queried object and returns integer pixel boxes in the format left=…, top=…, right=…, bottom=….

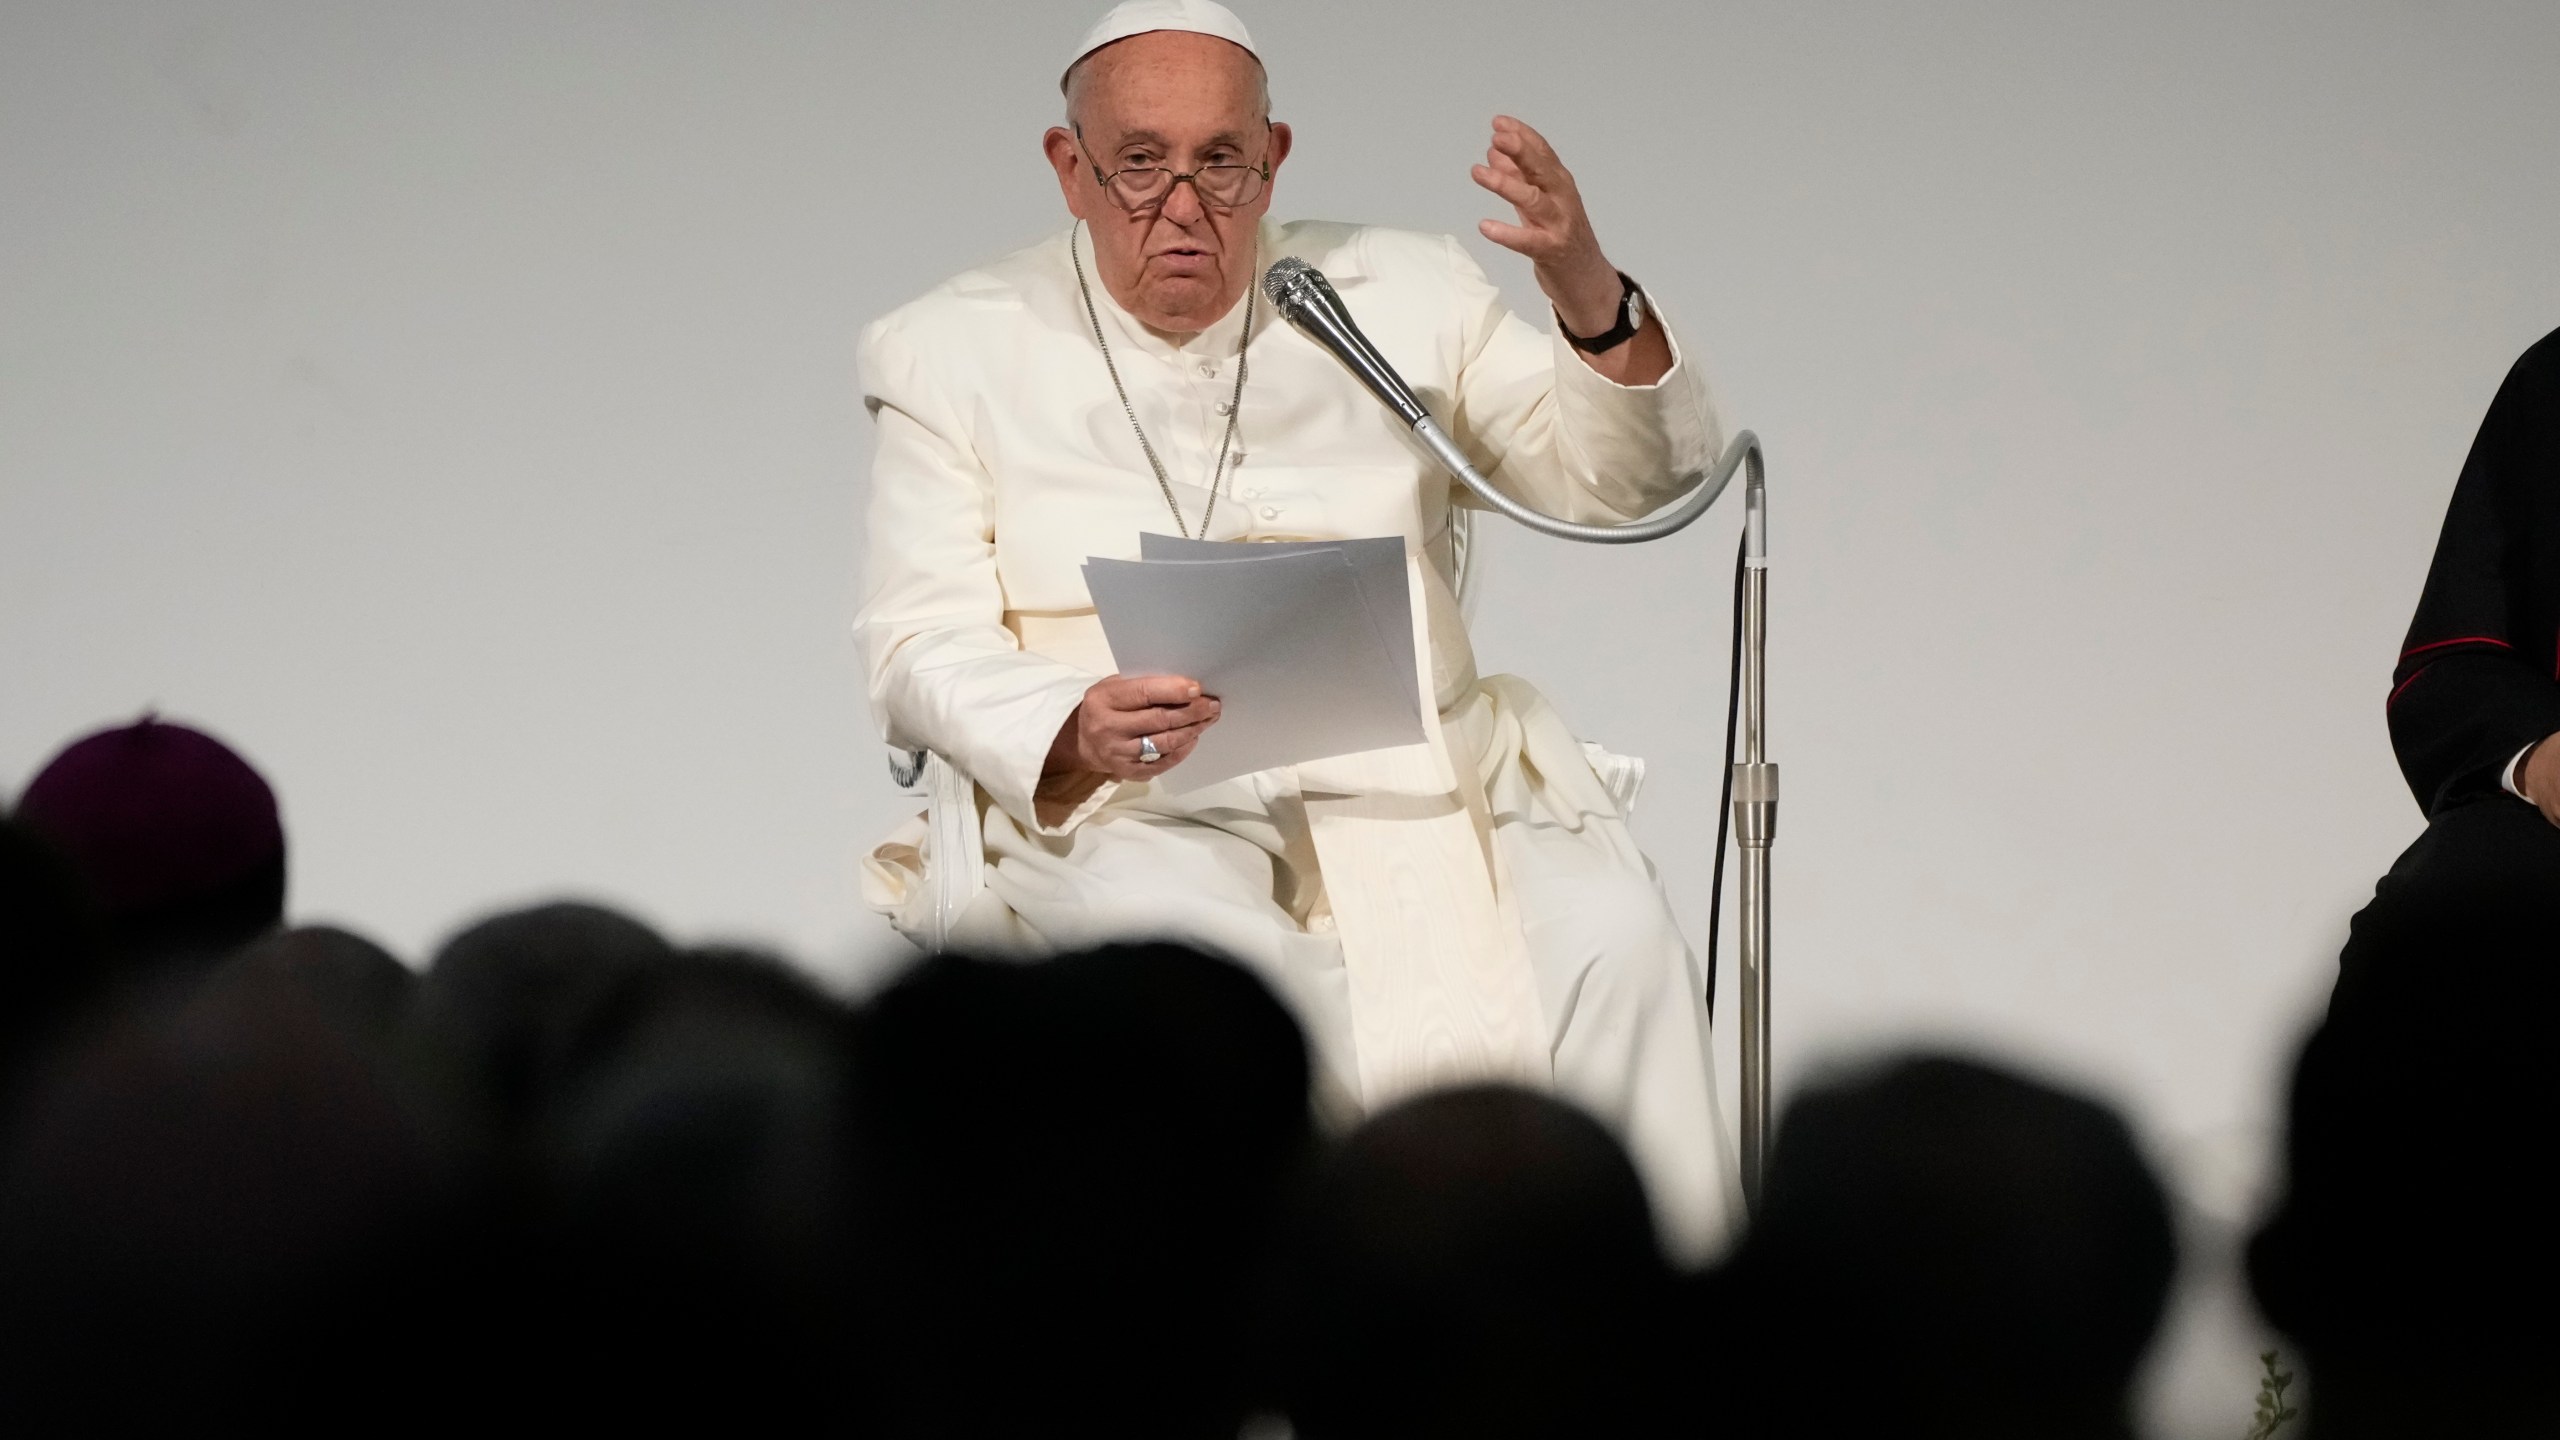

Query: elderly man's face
left=1044, top=31, right=1291, bottom=335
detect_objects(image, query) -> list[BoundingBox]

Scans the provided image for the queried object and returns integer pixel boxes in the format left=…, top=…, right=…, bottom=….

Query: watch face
left=1626, top=286, right=1647, bottom=331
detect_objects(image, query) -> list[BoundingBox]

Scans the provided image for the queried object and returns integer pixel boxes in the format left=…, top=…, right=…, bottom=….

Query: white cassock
left=855, top=217, right=1740, bottom=1257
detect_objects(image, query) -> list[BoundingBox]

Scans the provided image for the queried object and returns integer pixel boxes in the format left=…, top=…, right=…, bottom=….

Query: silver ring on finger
left=1137, top=734, right=1162, bottom=764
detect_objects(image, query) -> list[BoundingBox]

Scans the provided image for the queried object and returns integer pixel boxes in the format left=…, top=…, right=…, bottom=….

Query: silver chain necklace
left=1072, top=221, right=1255, bottom=541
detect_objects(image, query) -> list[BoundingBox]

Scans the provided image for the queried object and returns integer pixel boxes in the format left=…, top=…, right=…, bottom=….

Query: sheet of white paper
left=1136, top=534, right=1419, bottom=724
left=1083, top=547, right=1426, bottom=791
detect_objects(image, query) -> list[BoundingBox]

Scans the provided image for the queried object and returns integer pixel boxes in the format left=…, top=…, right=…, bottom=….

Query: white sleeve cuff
left=2502, top=741, right=2537, bottom=799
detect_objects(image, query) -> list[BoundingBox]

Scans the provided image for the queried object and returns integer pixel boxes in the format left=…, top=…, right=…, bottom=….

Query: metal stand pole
left=1386, top=392, right=1779, bottom=1205
left=1732, top=461, right=1777, bottom=1212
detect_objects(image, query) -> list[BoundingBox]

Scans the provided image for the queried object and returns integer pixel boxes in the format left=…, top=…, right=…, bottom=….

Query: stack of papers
left=1082, top=535, right=1427, bottom=791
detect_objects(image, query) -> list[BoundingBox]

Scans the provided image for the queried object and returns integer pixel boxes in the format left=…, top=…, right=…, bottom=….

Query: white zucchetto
left=1062, top=0, right=1258, bottom=88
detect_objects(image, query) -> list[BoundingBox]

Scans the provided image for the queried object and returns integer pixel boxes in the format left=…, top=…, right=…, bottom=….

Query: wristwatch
left=1558, top=271, right=1647, bottom=354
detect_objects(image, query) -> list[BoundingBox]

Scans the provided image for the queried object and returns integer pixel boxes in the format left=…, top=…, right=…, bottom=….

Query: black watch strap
left=1559, top=271, right=1643, bottom=354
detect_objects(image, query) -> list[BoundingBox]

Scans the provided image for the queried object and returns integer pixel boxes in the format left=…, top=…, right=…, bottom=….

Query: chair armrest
left=888, top=745, right=929, bottom=792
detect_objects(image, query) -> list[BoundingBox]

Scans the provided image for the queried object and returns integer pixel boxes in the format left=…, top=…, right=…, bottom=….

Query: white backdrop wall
left=6, top=3, right=2557, bottom=1429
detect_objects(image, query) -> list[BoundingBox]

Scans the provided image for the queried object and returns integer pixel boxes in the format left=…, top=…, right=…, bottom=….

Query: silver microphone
left=1260, top=258, right=1430, bottom=429
left=1260, top=256, right=1487, bottom=495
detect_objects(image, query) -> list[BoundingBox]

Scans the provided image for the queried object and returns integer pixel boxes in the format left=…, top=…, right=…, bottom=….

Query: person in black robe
left=2382, top=324, right=2560, bottom=888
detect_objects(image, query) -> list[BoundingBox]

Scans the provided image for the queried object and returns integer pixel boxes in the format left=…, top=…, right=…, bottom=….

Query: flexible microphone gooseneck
left=1258, top=256, right=1753, bottom=545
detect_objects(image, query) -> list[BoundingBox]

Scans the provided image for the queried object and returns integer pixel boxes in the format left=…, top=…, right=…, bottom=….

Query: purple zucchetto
left=13, top=715, right=286, bottom=952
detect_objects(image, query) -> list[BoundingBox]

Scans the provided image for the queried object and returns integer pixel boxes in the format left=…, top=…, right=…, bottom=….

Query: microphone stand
left=1426, top=424, right=1779, bottom=1211
left=1267, top=263, right=1780, bottom=1210
left=1732, top=456, right=1775, bottom=1210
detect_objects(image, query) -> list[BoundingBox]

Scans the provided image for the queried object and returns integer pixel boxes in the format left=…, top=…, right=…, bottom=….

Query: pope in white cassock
left=855, top=0, right=1740, bottom=1255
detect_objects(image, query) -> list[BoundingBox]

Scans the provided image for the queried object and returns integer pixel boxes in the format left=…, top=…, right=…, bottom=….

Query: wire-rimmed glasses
left=1076, top=126, right=1271, bottom=212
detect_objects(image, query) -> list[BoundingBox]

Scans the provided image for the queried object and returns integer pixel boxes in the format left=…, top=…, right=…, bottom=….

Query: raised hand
left=1470, top=114, right=1624, bottom=338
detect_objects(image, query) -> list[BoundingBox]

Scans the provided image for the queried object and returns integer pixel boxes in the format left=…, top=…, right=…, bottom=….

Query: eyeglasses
left=1076, top=126, right=1271, bottom=213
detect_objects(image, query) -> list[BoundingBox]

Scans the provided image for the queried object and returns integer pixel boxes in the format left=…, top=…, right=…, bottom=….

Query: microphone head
left=1260, top=256, right=1326, bottom=313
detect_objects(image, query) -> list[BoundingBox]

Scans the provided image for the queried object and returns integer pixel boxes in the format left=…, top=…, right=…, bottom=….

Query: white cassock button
left=1259, top=505, right=1279, bottom=520
left=1198, top=362, right=1218, bottom=378
left=1215, top=400, right=1234, bottom=415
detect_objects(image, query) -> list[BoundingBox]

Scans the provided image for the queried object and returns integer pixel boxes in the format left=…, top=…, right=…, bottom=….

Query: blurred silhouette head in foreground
left=528, top=942, right=863, bottom=1426
left=854, top=942, right=1313, bottom=1440
left=2251, top=881, right=2560, bottom=1438
left=1707, top=1052, right=2175, bottom=1440
left=1272, top=1083, right=1674, bottom=1440
left=222, top=923, right=414, bottom=1041
left=408, top=899, right=676, bottom=1145
left=0, top=964, right=472, bottom=1427
left=12, top=715, right=285, bottom=969
left=0, top=818, right=105, bottom=1089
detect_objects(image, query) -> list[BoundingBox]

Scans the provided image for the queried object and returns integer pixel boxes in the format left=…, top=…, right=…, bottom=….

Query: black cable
left=1704, top=530, right=1745, bottom=1020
